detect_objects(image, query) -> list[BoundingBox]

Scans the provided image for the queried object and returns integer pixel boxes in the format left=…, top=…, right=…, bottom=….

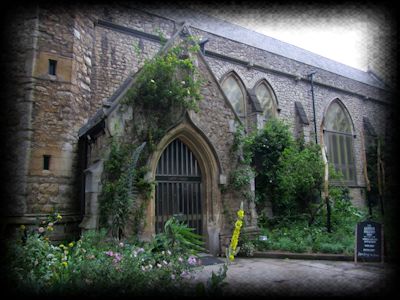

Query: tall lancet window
left=324, top=100, right=356, bottom=184
left=255, top=82, right=277, bottom=120
left=221, top=74, right=245, bottom=116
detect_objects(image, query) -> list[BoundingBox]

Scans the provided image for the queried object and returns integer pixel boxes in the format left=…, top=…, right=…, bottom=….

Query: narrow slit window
left=43, top=155, right=51, bottom=170
left=48, top=59, right=57, bottom=75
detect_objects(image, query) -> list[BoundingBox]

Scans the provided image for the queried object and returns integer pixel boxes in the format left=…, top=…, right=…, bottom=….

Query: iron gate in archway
left=155, top=139, right=203, bottom=235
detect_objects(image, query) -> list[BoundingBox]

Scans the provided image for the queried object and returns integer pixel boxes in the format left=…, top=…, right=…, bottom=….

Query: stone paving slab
left=189, top=257, right=398, bottom=298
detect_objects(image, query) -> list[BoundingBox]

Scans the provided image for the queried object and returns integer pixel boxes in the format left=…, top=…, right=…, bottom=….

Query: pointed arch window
left=221, top=74, right=245, bottom=116
left=324, top=100, right=356, bottom=184
left=255, top=81, right=277, bottom=120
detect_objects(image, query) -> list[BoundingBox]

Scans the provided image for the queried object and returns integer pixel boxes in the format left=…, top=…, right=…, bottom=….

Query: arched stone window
left=221, top=73, right=246, bottom=116
left=324, top=100, right=356, bottom=184
left=255, top=81, right=277, bottom=120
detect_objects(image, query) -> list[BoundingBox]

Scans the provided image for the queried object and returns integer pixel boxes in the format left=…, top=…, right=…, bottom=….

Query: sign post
left=355, top=221, right=383, bottom=263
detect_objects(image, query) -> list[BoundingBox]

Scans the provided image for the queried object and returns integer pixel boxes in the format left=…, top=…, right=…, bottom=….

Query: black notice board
left=355, top=221, right=383, bottom=262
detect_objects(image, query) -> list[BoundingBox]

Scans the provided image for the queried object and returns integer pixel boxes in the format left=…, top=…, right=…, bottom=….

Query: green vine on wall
left=99, top=37, right=203, bottom=239
left=229, top=124, right=256, bottom=198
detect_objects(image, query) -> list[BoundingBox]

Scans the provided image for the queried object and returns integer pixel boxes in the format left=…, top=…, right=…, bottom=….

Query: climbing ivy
left=99, top=141, right=154, bottom=239
left=99, top=36, right=203, bottom=238
left=123, top=40, right=202, bottom=113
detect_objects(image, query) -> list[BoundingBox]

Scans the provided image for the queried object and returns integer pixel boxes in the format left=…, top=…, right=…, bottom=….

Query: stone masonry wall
left=1, top=7, right=39, bottom=218
left=4, top=4, right=391, bottom=238
left=187, top=27, right=390, bottom=206
left=15, top=6, right=178, bottom=224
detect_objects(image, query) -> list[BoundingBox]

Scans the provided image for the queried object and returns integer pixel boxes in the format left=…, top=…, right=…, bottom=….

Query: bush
left=275, top=143, right=324, bottom=218
left=5, top=218, right=205, bottom=297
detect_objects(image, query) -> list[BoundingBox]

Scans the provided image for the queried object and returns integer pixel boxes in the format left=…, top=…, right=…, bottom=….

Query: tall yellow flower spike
left=227, top=201, right=245, bottom=262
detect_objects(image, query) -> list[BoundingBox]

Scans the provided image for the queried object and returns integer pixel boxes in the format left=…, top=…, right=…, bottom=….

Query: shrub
left=5, top=217, right=206, bottom=297
left=275, top=143, right=324, bottom=220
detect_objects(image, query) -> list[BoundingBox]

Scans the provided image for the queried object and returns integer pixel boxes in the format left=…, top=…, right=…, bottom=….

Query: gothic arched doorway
left=155, top=138, right=203, bottom=235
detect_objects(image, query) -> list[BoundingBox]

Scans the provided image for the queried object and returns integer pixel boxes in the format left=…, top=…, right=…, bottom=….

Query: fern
left=127, top=142, right=147, bottom=198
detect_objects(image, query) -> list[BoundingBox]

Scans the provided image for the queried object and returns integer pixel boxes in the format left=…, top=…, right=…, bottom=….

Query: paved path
left=190, top=257, right=398, bottom=297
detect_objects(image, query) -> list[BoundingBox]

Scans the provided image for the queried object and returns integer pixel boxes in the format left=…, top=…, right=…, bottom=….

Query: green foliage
left=249, top=119, right=295, bottom=212
left=254, top=187, right=366, bottom=255
left=153, top=217, right=204, bottom=254
left=205, top=263, right=228, bottom=296
left=99, top=141, right=150, bottom=238
left=230, top=165, right=255, bottom=190
left=251, top=118, right=295, bottom=180
left=275, top=143, right=324, bottom=217
left=98, top=38, right=203, bottom=238
left=5, top=221, right=207, bottom=297
left=124, top=41, right=202, bottom=113
left=233, top=119, right=323, bottom=222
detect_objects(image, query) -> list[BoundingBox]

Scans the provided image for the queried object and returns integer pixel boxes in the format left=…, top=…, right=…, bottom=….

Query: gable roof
left=79, top=23, right=243, bottom=137
left=142, top=8, right=386, bottom=89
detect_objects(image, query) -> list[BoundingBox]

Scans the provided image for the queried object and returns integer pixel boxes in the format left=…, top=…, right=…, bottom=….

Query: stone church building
left=1, top=5, right=392, bottom=255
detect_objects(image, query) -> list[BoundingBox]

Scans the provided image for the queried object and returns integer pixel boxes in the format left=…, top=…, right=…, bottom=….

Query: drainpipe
left=309, top=71, right=318, bottom=144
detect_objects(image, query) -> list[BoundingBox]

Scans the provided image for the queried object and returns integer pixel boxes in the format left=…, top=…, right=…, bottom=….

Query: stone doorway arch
left=155, top=138, right=203, bottom=235
left=142, top=120, right=223, bottom=255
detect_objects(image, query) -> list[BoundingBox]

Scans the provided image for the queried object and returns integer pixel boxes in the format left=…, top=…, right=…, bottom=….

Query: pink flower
left=188, top=256, right=197, bottom=265
left=113, top=253, right=122, bottom=263
left=180, top=271, right=190, bottom=279
left=105, top=251, right=114, bottom=257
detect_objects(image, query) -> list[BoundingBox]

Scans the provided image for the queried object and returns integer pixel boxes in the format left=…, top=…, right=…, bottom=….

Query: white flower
left=181, top=81, right=185, bottom=85
left=163, top=260, right=168, bottom=265
left=157, top=263, right=162, bottom=268
left=119, top=242, right=124, bottom=248
left=141, top=266, right=146, bottom=271
left=167, top=250, right=172, bottom=255
left=150, top=79, right=155, bottom=83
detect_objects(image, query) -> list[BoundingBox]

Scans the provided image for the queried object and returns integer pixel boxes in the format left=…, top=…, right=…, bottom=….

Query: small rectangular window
left=43, top=155, right=51, bottom=170
left=48, top=59, right=57, bottom=75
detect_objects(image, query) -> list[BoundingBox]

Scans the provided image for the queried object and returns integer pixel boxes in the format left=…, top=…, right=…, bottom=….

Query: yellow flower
left=68, top=242, right=74, bottom=248
left=227, top=202, right=245, bottom=262
left=47, top=226, right=53, bottom=231
left=59, top=244, right=65, bottom=249
left=235, top=220, right=243, bottom=229
left=61, top=261, right=68, bottom=267
left=56, top=213, right=62, bottom=220
left=19, top=225, right=26, bottom=231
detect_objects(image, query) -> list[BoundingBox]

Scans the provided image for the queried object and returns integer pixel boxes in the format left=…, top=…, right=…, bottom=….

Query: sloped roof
left=142, top=8, right=386, bottom=89
left=79, top=23, right=243, bottom=137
